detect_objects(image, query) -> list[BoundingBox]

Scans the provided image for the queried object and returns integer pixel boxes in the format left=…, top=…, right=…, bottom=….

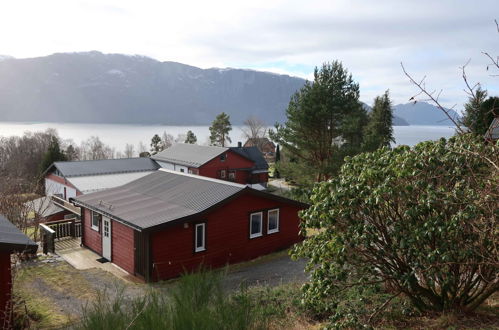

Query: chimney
left=237, top=141, right=242, bottom=148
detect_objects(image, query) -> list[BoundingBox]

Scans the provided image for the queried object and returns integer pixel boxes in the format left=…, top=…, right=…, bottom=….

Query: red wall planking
left=150, top=192, right=302, bottom=281
left=198, top=150, right=255, bottom=185
left=111, top=220, right=135, bottom=274
left=0, top=252, right=11, bottom=325
left=81, top=209, right=102, bottom=255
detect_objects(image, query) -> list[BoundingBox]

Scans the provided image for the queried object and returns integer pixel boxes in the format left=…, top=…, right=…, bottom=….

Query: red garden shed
left=72, top=169, right=306, bottom=282
left=0, top=214, right=38, bottom=327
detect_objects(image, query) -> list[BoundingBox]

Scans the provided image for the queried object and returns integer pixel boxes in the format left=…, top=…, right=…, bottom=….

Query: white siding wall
left=45, top=178, right=77, bottom=200
left=156, top=161, right=188, bottom=173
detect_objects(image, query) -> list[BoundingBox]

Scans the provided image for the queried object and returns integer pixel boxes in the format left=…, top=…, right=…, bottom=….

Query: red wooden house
left=0, top=214, right=38, bottom=327
left=151, top=143, right=269, bottom=189
left=72, top=169, right=306, bottom=282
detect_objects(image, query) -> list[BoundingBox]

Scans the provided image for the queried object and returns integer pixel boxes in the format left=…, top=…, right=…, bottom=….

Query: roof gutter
left=70, top=198, right=144, bottom=232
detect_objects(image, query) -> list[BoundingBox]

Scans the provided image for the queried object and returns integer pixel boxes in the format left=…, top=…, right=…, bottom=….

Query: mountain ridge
left=0, top=51, right=455, bottom=126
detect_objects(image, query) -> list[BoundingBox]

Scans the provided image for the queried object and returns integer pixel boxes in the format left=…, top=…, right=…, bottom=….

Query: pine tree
left=65, top=144, right=79, bottom=161
left=275, top=144, right=281, bottom=162
left=185, top=130, right=197, bottom=144
left=461, top=88, right=497, bottom=135
left=39, top=136, right=66, bottom=174
left=362, top=90, right=395, bottom=152
left=270, top=61, right=367, bottom=182
left=150, top=134, right=163, bottom=155
left=209, top=112, right=232, bottom=147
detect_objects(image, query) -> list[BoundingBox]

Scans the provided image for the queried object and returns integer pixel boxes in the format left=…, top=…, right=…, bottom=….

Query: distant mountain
left=0, top=52, right=306, bottom=125
left=362, top=103, right=409, bottom=126
left=393, top=102, right=460, bottom=126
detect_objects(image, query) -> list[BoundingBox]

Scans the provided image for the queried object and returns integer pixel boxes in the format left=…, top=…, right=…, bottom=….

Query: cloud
left=0, top=0, right=497, bottom=110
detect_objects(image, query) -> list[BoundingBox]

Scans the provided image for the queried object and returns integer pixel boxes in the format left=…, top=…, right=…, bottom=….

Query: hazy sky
left=0, top=0, right=498, bottom=109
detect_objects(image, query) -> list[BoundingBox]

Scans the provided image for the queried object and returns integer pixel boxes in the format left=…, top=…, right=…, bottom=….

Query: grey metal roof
left=73, top=169, right=245, bottom=230
left=229, top=146, right=269, bottom=171
left=0, top=214, right=38, bottom=253
left=52, top=158, right=160, bottom=177
left=151, top=144, right=228, bottom=168
left=485, top=117, right=499, bottom=140
left=67, top=171, right=156, bottom=194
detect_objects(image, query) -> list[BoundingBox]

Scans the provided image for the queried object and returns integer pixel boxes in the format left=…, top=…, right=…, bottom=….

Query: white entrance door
left=102, top=217, right=112, bottom=260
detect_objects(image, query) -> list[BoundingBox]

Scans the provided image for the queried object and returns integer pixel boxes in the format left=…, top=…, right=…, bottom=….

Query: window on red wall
left=220, top=169, right=226, bottom=179
left=195, top=223, right=206, bottom=252
left=91, top=211, right=101, bottom=232
left=228, top=171, right=236, bottom=181
left=268, top=209, right=279, bottom=234
left=249, top=212, right=263, bottom=238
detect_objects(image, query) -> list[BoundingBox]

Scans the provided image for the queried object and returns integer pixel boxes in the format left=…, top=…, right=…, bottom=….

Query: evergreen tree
left=270, top=61, right=367, bottom=182
left=39, top=136, right=66, bottom=174
left=362, top=90, right=395, bottom=152
left=150, top=134, right=163, bottom=155
left=209, top=112, right=232, bottom=147
left=275, top=144, right=281, bottom=162
left=461, top=88, right=497, bottom=135
left=185, top=130, right=197, bottom=144
left=65, top=144, right=79, bottom=161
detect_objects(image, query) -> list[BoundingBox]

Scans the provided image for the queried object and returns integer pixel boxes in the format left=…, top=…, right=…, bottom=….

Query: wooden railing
left=39, top=223, right=55, bottom=254
left=47, top=218, right=82, bottom=240
left=39, top=217, right=82, bottom=254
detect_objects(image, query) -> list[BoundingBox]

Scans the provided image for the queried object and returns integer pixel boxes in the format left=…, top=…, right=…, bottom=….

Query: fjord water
left=0, top=122, right=456, bottom=153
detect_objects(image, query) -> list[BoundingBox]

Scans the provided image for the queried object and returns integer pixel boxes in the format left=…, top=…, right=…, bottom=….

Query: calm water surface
left=0, top=122, right=456, bottom=154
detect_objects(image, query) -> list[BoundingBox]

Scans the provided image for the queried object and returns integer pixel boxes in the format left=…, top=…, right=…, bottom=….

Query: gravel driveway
left=19, top=250, right=308, bottom=323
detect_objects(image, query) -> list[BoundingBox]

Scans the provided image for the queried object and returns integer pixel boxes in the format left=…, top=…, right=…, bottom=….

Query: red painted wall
left=198, top=150, right=255, bottom=185
left=0, top=252, right=11, bottom=325
left=151, top=192, right=303, bottom=281
left=82, top=209, right=102, bottom=255
left=44, top=210, right=72, bottom=223
left=81, top=208, right=135, bottom=274
left=111, top=220, right=135, bottom=274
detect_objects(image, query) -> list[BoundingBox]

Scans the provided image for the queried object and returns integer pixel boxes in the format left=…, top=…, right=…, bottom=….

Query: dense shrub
left=292, top=134, right=498, bottom=327
left=76, top=270, right=271, bottom=330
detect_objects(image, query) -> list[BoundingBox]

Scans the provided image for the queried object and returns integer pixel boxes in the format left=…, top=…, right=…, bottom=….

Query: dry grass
left=13, top=258, right=97, bottom=328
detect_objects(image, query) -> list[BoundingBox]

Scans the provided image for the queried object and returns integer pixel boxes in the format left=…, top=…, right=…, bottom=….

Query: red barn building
left=72, top=169, right=306, bottom=282
left=151, top=143, right=269, bottom=190
left=0, top=215, right=38, bottom=327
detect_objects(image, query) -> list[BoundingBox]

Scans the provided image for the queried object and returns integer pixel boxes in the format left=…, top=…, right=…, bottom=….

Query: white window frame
left=91, top=211, right=101, bottom=232
left=249, top=212, right=263, bottom=239
left=195, top=223, right=206, bottom=252
left=228, top=171, right=236, bottom=181
left=267, top=209, right=280, bottom=234
left=220, top=169, right=226, bottom=179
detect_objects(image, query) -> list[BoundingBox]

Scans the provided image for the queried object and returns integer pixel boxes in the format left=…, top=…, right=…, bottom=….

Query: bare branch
left=401, top=62, right=465, bottom=133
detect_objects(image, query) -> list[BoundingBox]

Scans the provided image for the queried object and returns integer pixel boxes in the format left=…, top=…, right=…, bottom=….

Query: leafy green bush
left=76, top=270, right=271, bottom=330
left=292, top=134, right=498, bottom=327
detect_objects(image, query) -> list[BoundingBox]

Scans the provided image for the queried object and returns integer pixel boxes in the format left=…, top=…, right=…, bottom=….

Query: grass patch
left=75, top=269, right=274, bottom=330
left=13, top=260, right=97, bottom=328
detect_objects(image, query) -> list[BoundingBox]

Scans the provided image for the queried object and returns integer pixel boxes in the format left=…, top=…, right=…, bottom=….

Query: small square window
left=91, top=211, right=101, bottom=231
left=220, top=170, right=226, bottom=179
left=220, top=153, right=226, bottom=161
left=180, top=168, right=185, bottom=173
left=228, top=171, right=236, bottom=181
left=268, top=209, right=279, bottom=234
left=195, top=223, right=206, bottom=252
left=249, top=212, right=263, bottom=238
